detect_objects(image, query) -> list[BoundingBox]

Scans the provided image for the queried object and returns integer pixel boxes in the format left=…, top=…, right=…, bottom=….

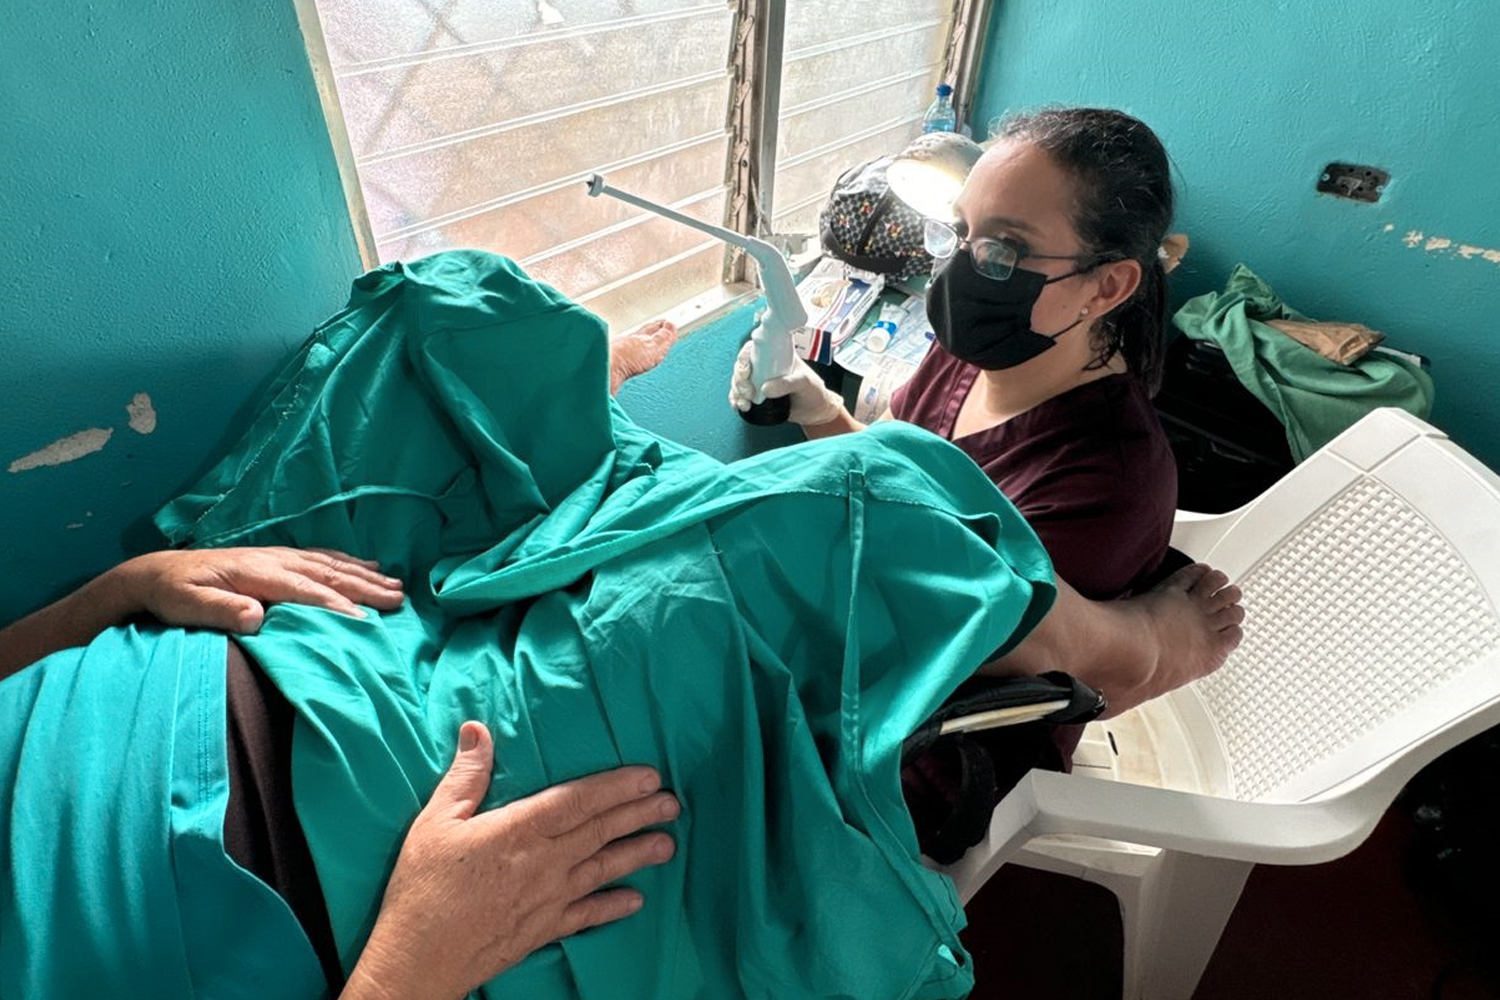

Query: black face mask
left=925, top=249, right=1089, bottom=370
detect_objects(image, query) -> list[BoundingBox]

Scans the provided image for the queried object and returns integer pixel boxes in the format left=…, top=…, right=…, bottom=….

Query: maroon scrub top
left=890, top=345, right=1176, bottom=600
left=892, top=345, right=1178, bottom=851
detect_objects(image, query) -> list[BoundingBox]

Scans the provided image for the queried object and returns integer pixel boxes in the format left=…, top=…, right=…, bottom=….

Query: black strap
left=921, top=736, right=997, bottom=865
left=901, top=671, right=1104, bottom=765
left=904, top=672, right=1106, bottom=864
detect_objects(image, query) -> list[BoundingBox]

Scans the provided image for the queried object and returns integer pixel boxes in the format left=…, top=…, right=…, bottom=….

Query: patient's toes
left=1190, top=568, right=1229, bottom=597
left=1212, top=584, right=1243, bottom=612
left=1159, top=562, right=1210, bottom=594
left=1213, top=604, right=1246, bottom=631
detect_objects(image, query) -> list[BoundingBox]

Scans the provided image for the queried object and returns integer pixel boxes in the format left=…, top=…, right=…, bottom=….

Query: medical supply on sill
left=834, top=293, right=934, bottom=378
left=866, top=300, right=905, bottom=353
left=584, top=173, right=805, bottom=425
left=921, top=84, right=957, bottom=133
left=852, top=356, right=919, bottom=423
left=792, top=257, right=884, bottom=366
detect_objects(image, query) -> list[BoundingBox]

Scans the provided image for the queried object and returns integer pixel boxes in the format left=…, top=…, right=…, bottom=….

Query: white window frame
left=294, top=0, right=992, bottom=328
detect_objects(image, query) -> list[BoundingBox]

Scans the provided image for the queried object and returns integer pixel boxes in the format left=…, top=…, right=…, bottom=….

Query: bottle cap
left=936, top=84, right=953, bottom=97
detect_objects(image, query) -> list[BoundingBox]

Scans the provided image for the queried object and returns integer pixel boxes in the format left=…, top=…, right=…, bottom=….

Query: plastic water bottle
left=921, top=84, right=957, bottom=133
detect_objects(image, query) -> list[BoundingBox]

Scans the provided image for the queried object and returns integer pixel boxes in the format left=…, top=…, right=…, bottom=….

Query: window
left=769, top=0, right=957, bottom=239
left=299, top=0, right=982, bottom=332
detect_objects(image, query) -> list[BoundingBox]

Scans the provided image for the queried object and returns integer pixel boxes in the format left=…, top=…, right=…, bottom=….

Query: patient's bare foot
left=609, top=318, right=679, bottom=395
left=978, top=562, right=1244, bottom=718
left=1135, top=563, right=1244, bottom=699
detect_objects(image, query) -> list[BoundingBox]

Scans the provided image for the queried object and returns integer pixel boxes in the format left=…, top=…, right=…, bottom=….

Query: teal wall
left=0, top=1, right=363, bottom=623
left=0, top=0, right=768, bottom=626
left=971, top=0, right=1500, bottom=468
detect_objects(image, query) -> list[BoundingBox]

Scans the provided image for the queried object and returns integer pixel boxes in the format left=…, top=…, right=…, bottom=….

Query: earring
left=1079, top=306, right=1090, bottom=316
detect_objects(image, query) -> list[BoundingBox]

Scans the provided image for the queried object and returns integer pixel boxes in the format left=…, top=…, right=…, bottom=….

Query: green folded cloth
left=1173, top=264, right=1434, bottom=462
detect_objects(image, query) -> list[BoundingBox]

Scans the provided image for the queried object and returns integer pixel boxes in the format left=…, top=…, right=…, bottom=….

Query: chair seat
left=946, top=409, right=1500, bottom=1000
left=1018, top=693, right=1229, bottom=866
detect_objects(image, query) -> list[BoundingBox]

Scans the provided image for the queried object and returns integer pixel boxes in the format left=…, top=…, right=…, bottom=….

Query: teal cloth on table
left=0, top=628, right=327, bottom=999
left=1173, top=263, right=1434, bottom=462
left=146, top=249, right=1053, bottom=999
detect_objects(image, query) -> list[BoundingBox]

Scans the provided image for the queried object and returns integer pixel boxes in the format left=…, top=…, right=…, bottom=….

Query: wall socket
left=1317, top=163, right=1389, bottom=203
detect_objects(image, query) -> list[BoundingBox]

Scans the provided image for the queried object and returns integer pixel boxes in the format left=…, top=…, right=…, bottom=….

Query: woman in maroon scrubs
left=732, top=108, right=1233, bottom=716
left=731, top=107, right=1248, bottom=865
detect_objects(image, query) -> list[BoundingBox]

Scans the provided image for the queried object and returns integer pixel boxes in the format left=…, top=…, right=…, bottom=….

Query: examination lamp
left=886, top=131, right=985, bottom=222
left=584, top=173, right=805, bottom=426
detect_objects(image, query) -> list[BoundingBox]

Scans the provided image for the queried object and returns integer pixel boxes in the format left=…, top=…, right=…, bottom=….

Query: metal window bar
left=724, top=0, right=787, bottom=285
left=291, top=0, right=379, bottom=268
left=944, top=0, right=994, bottom=137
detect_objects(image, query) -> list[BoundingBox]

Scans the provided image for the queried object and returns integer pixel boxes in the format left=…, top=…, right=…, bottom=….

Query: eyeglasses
left=923, top=218, right=1104, bottom=282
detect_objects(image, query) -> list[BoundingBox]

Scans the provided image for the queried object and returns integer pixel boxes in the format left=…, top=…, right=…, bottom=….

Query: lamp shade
left=886, top=132, right=985, bottom=223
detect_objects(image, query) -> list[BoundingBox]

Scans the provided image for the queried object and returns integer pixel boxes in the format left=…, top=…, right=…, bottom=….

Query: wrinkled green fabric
left=156, top=250, right=1056, bottom=999
left=1173, top=263, right=1434, bottom=461
left=0, top=629, right=327, bottom=1000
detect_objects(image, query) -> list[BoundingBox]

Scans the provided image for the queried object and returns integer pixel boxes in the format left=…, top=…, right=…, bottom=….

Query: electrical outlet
left=1317, top=163, right=1389, bottom=203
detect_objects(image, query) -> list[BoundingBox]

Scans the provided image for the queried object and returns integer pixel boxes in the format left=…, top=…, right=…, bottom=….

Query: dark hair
left=994, top=107, right=1174, bottom=395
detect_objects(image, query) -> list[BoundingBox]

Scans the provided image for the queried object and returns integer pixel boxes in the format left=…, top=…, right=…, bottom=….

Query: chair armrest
left=942, top=770, right=1390, bottom=903
left=1170, top=508, right=1243, bottom=560
left=1025, top=771, right=1386, bottom=865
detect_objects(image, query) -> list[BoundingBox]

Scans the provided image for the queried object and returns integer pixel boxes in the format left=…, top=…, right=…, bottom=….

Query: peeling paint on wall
left=126, top=392, right=157, bottom=434
left=8, top=428, right=114, bottom=473
left=1393, top=227, right=1500, bottom=266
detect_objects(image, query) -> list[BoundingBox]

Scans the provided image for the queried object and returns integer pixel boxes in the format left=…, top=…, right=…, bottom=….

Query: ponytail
left=1112, top=256, right=1167, bottom=396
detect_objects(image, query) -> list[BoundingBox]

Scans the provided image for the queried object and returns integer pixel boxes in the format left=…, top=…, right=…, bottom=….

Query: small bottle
left=921, top=84, right=957, bottom=133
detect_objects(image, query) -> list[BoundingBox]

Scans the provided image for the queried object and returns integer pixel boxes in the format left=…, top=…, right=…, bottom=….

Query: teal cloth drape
left=8, top=250, right=1055, bottom=1000
left=1173, top=263, right=1434, bottom=461
left=0, top=628, right=327, bottom=999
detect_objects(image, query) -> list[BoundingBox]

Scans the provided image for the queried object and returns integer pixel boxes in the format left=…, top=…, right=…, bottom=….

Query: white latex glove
left=727, top=340, right=845, bottom=427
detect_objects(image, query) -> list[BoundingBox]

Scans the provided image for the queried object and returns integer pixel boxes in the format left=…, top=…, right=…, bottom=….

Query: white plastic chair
left=942, top=408, right=1500, bottom=999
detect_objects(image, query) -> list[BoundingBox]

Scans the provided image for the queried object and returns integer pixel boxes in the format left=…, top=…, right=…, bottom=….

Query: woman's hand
left=111, top=547, right=405, bottom=633
left=344, top=722, right=679, bottom=1000
left=728, top=340, right=846, bottom=427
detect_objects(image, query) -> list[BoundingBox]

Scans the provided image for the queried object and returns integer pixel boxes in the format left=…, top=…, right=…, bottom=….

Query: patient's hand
left=114, top=546, right=405, bottom=633
left=0, top=546, right=404, bottom=682
left=345, top=722, right=678, bottom=1000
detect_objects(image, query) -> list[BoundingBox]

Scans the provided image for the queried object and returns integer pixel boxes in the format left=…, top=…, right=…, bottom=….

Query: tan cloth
left=1266, top=319, right=1385, bottom=365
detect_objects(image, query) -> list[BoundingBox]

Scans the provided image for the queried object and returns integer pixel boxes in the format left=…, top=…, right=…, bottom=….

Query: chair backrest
left=1170, top=409, right=1500, bottom=805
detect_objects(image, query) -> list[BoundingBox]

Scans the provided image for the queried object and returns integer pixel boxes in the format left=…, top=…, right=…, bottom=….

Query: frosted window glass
left=772, top=1, right=954, bottom=237
left=308, top=0, right=734, bottom=330
left=308, top=0, right=962, bottom=329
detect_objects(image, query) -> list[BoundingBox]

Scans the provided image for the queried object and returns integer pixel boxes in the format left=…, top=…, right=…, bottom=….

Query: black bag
left=818, top=154, right=933, bottom=280
left=902, top=672, right=1106, bottom=864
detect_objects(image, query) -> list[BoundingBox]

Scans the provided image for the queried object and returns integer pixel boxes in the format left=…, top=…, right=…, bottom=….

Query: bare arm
left=0, top=548, right=404, bottom=682
left=801, top=408, right=867, bottom=439
left=0, top=569, right=139, bottom=682
left=801, top=405, right=899, bottom=439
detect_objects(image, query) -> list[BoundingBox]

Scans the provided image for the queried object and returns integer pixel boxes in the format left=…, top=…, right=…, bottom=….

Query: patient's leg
left=984, top=564, right=1243, bottom=718
left=609, top=318, right=680, bottom=395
